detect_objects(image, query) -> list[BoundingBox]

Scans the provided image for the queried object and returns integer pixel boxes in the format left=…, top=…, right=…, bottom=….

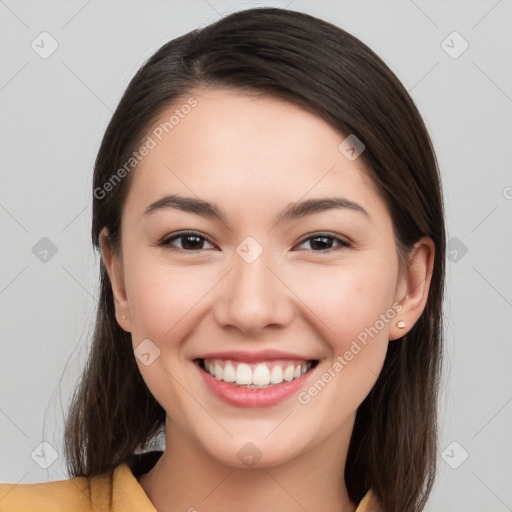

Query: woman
left=0, top=6, right=445, bottom=512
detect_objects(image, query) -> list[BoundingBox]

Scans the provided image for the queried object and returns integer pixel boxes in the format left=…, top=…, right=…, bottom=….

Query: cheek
left=124, top=260, right=213, bottom=416
left=292, top=260, right=398, bottom=350
left=126, top=256, right=212, bottom=339
left=293, top=265, right=397, bottom=423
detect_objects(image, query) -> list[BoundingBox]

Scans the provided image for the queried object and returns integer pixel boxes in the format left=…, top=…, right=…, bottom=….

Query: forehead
left=123, top=88, right=388, bottom=226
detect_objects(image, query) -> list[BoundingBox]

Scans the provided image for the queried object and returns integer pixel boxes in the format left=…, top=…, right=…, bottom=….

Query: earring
left=397, top=320, right=406, bottom=329
left=122, top=315, right=126, bottom=319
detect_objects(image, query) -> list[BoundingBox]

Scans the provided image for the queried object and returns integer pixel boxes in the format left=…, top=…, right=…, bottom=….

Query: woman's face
left=102, top=88, right=413, bottom=468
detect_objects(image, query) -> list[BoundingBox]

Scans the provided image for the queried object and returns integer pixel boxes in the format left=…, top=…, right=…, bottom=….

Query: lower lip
left=194, top=361, right=317, bottom=408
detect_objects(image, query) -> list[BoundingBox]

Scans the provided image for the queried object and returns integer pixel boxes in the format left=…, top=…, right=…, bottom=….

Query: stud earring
left=122, top=315, right=126, bottom=319
left=397, top=320, right=406, bottom=329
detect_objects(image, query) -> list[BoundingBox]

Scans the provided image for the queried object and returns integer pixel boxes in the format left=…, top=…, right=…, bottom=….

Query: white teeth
left=283, top=365, right=295, bottom=382
left=235, top=363, right=252, bottom=385
left=201, top=359, right=314, bottom=387
left=223, top=362, right=236, bottom=382
left=252, top=364, right=271, bottom=386
left=270, top=365, right=283, bottom=384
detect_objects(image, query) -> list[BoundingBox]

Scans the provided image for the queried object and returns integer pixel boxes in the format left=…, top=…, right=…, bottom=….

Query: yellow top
left=0, top=453, right=379, bottom=511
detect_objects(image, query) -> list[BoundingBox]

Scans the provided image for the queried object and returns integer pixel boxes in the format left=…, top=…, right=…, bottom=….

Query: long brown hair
left=63, top=7, right=445, bottom=511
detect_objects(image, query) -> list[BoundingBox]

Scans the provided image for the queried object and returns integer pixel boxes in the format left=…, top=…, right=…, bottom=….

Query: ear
left=99, top=227, right=132, bottom=332
left=389, top=236, right=435, bottom=341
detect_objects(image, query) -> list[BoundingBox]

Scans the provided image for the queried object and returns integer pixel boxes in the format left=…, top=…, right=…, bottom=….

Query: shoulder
left=0, top=457, right=158, bottom=512
left=0, top=472, right=99, bottom=511
left=356, top=489, right=381, bottom=512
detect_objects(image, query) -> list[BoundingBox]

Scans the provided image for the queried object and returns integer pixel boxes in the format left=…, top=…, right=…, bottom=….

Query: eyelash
left=158, top=231, right=351, bottom=254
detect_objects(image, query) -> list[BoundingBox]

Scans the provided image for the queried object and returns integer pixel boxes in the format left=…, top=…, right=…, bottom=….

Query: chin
left=197, top=430, right=314, bottom=470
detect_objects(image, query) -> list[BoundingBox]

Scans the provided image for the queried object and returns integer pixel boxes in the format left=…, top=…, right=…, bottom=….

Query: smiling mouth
left=195, top=358, right=319, bottom=389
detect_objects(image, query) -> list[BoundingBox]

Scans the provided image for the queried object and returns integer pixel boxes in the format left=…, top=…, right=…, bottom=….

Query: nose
left=213, top=247, right=293, bottom=336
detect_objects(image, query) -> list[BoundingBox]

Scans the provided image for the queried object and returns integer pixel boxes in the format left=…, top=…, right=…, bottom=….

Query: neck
left=138, top=415, right=357, bottom=512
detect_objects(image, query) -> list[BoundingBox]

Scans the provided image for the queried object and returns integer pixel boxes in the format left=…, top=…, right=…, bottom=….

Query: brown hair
left=63, top=7, right=445, bottom=511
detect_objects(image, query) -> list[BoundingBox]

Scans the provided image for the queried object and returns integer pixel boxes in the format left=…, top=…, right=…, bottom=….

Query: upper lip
left=194, top=349, right=317, bottom=363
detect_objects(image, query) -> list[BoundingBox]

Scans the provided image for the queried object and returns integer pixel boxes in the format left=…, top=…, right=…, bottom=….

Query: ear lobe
left=389, top=236, right=435, bottom=341
left=99, top=227, right=132, bottom=332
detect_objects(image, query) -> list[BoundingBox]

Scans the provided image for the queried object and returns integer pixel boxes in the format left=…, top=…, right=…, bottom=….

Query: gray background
left=1, top=1, right=511, bottom=510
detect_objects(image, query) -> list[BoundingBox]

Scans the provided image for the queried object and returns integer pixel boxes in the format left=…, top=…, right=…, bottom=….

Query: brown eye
left=160, top=231, right=215, bottom=252
left=295, top=233, right=350, bottom=252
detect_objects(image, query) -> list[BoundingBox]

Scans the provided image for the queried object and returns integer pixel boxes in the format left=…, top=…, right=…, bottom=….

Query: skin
left=100, top=88, right=434, bottom=512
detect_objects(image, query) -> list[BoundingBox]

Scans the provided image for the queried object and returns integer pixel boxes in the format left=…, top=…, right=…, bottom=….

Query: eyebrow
left=143, top=194, right=369, bottom=224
